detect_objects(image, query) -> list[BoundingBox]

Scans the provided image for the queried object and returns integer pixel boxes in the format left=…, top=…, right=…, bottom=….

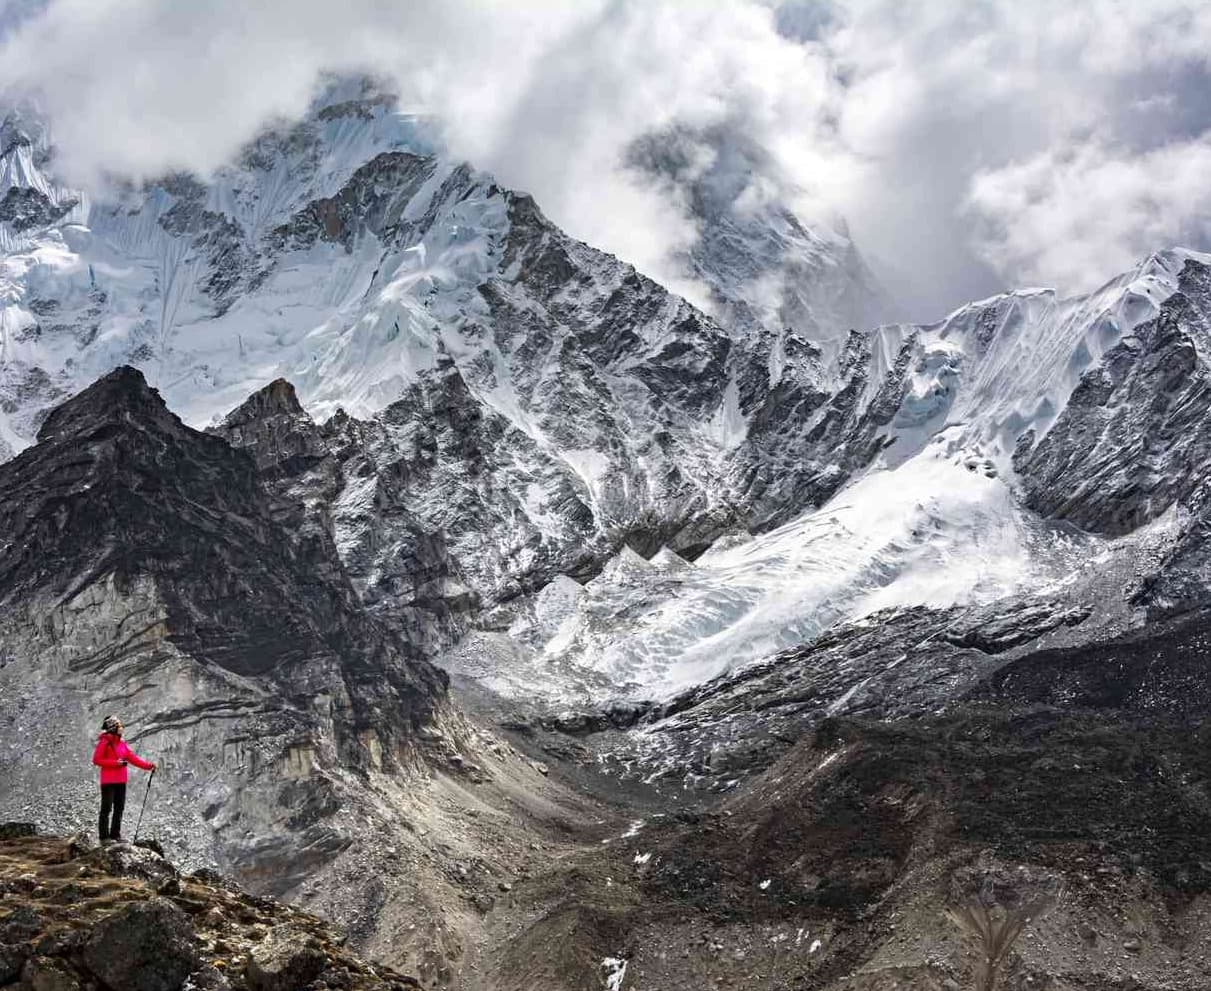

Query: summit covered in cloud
left=3, top=0, right=1211, bottom=321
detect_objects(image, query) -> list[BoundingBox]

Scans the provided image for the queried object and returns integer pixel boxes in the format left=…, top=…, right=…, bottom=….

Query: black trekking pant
left=99, top=783, right=126, bottom=840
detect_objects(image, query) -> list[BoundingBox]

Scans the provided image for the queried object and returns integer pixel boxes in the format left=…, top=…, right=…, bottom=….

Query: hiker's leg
left=110, top=783, right=127, bottom=840
left=99, top=785, right=113, bottom=840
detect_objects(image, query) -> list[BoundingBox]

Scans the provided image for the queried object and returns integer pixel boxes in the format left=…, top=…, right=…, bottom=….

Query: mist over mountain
left=6, top=1, right=1211, bottom=318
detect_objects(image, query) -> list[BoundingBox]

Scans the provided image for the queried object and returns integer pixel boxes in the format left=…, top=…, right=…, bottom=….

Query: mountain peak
left=33, top=365, right=176, bottom=445
left=220, top=377, right=306, bottom=426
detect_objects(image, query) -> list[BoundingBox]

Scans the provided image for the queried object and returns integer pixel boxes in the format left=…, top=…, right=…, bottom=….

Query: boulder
left=184, top=963, right=233, bottom=990
left=20, top=955, right=80, bottom=991
left=134, top=838, right=166, bottom=858
left=97, top=843, right=177, bottom=885
left=245, top=925, right=327, bottom=991
left=81, top=898, right=199, bottom=991
left=189, top=867, right=240, bottom=894
left=33, top=928, right=87, bottom=956
left=0, top=905, right=43, bottom=942
left=0, top=942, right=29, bottom=983
left=66, top=833, right=100, bottom=859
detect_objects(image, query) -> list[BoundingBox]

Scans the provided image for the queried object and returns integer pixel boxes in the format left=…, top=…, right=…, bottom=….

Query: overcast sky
left=2, top=0, right=1211, bottom=321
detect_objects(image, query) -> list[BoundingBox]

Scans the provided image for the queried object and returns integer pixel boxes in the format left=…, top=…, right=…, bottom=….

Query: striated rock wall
left=0, top=368, right=464, bottom=898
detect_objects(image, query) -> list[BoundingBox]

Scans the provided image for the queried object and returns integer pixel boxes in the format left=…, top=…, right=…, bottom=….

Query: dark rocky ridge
left=269, top=151, right=438, bottom=253
left=1016, top=259, right=1211, bottom=534
left=211, top=376, right=474, bottom=646
left=0, top=187, right=76, bottom=232
left=0, top=367, right=470, bottom=908
left=0, top=365, right=446, bottom=752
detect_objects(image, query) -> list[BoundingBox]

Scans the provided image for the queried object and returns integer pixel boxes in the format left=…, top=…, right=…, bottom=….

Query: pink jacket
left=91, top=733, right=153, bottom=785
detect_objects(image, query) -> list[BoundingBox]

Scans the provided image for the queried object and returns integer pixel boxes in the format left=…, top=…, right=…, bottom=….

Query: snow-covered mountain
left=627, top=123, right=895, bottom=353
left=0, top=82, right=901, bottom=615
left=7, top=79, right=1211, bottom=705
left=449, top=249, right=1211, bottom=706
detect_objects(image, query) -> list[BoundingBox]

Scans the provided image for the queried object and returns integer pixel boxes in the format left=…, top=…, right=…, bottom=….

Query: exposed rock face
left=0, top=365, right=446, bottom=732
left=1016, top=260, right=1211, bottom=533
left=1134, top=479, right=1211, bottom=619
left=212, top=377, right=333, bottom=479
left=0, top=367, right=458, bottom=896
left=0, top=187, right=76, bottom=233
left=269, top=150, right=437, bottom=254
left=210, top=376, right=470, bottom=645
left=0, top=105, right=80, bottom=256
left=729, top=327, right=919, bottom=530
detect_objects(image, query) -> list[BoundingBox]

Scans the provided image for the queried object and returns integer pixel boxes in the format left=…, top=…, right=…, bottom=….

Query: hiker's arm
left=91, top=742, right=125, bottom=768
left=125, top=750, right=155, bottom=771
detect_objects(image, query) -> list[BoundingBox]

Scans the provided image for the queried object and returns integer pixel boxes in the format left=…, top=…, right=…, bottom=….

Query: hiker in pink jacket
left=91, top=715, right=156, bottom=842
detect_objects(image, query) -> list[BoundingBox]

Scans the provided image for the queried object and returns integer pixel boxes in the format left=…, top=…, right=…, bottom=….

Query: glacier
left=446, top=248, right=1211, bottom=704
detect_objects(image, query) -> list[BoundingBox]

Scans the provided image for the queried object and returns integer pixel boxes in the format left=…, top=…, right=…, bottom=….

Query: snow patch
left=602, top=957, right=628, bottom=991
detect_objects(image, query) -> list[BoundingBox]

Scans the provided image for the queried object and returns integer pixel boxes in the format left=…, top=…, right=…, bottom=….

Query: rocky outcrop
left=0, top=830, right=422, bottom=991
left=730, top=328, right=921, bottom=531
left=246, top=926, right=329, bottom=991
left=211, top=376, right=472, bottom=646
left=0, top=187, right=75, bottom=232
left=0, top=366, right=446, bottom=736
left=269, top=151, right=437, bottom=253
left=1132, top=478, right=1211, bottom=619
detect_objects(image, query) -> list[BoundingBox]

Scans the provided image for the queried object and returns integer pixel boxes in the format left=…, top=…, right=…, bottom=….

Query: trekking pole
left=132, top=767, right=155, bottom=843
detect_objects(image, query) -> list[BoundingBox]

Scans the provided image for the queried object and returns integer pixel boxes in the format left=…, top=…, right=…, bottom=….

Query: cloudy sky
left=2, top=0, right=1211, bottom=321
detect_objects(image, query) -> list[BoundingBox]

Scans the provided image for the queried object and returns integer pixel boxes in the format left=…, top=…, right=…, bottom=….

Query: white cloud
left=819, top=0, right=1211, bottom=310
left=0, top=0, right=595, bottom=183
left=444, top=1, right=843, bottom=304
left=966, top=137, right=1211, bottom=290
left=1, top=0, right=1211, bottom=318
